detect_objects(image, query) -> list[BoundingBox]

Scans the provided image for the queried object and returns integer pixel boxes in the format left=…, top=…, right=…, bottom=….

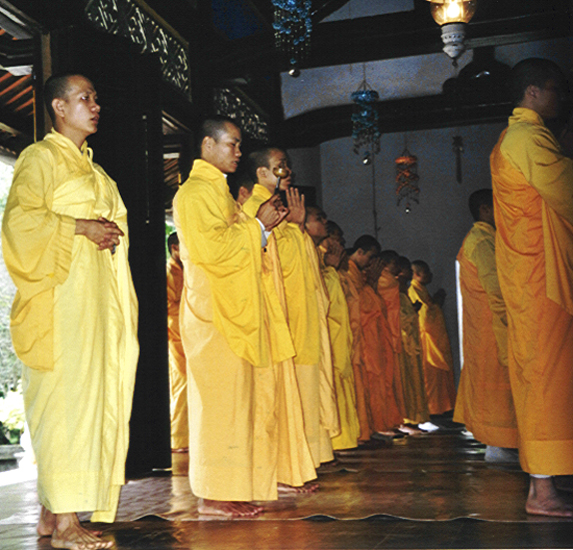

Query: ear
left=52, top=98, right=66, bottom=120
left=256, top=165, right=268, bottom=182
left=202, top=135, right=214, bottom=153
left=525, top=84, right=540, bottom=100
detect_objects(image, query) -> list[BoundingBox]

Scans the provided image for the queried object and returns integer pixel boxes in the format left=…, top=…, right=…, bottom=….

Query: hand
left=76, top=217, right=124, bottom=251
left=285, top=188, right=305, bottom=228
left=256, top=195, right=288, bottom=231
left=364, top=257, right=383, bottom=288
left=324, top=239, right=344, bottom=269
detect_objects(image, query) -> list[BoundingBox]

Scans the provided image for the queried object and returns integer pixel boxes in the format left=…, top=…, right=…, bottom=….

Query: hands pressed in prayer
left=285, top=188, right=306, bottom=230
left=76, top=217, right=124, bottom=251
left=324, top=239, right=345, bottom=269
left=257, top=194, right=289, bottom=231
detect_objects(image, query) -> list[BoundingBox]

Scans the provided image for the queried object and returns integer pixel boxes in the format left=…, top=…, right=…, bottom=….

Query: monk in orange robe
left=409, top=261, right=456, bottom=415
left=491, top=58, right=573, bottom=517
left=348, top=236, right=403, bottom=437
left=453, top=189, right=518, bottom=461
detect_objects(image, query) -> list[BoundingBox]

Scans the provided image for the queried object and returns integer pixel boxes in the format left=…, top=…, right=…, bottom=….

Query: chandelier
left=426, top=0, right=478, bottom=65
left=272, top=0, right=312, bottom=77
left=351, top=70, right=381, bottom=165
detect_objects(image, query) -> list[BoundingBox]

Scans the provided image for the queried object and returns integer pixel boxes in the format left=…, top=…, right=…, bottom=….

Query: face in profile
left=205, top=122, right=242, bottom=174
left=267, top=149, right=292, bottom=191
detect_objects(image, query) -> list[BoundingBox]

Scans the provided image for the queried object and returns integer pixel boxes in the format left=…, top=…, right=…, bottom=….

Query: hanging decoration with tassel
left=272, top=0, right=312, bottom=77
left=452, top=135, right=464, bottom=183
left=351, top=65, right=381, bottom=165
left=395, top=137, right=420, bottom=213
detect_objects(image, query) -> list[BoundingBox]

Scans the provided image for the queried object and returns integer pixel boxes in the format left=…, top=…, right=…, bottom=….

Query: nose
left=93, top=101, right=101, bottom=112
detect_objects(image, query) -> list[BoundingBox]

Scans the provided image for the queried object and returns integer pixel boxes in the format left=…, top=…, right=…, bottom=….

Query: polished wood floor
left=2, top=416, right=573, bottom=549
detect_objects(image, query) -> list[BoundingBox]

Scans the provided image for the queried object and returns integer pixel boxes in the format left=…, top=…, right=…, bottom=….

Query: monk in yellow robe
left=166, top=232, right=188, bottom=452
left=237, top=177, right=317, bottom=493
left=244, top=148, right=338, bottom=468
left=309, top=209, right=360, bottom=451
left=453, top=189, right=518, bottom=460
left=409, top=261, right=456, bottom=415
left=349, top=236, right=403, bottom=437
left=174, top=118, right=289, bottom=517
left=396, top=256, right=430, bottom=427
left=1, top=74, right=139, bottom=550
left=491, top=58, right=573, bottom=517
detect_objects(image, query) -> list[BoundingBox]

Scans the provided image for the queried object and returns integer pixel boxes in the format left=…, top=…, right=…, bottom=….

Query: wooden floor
left=2, top=416, right=573, bottom=549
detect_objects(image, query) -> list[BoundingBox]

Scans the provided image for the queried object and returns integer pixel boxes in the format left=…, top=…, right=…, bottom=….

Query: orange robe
left=408, top=279, right=456, bottom=415
left=399, top=292, right=430, bottom=424
left=454, top=222, right=517, bottom=448
left=348, top=260, right=402, bottom=432
left=491, top=107, right=573, bottom=474
left=339, top=268, right=373, bottom=442
left=166, top=257, right=188, bottom=450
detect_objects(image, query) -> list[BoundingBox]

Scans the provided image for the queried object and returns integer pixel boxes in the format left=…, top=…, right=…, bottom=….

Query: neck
left=55, top=126, right=87, bottom=150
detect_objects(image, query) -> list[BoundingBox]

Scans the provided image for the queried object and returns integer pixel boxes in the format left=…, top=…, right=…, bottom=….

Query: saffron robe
left=398, top=292, right=430, bottom=424
left=174, top=160, right=293, bottom=501
left=491, top=107, right=573, bottom=474
left=166, top=256, right=188, bottom=450
left=243, top=184, right=337, bottom=466
left=409, top=279, right=456, bottom=415
left=348, top=260, right=402, bottom=432
left=320, top=257, right=360, bottom=450
left=1, top=130, right=139, bottom=522
left=454, top=222, right=517, bottom=448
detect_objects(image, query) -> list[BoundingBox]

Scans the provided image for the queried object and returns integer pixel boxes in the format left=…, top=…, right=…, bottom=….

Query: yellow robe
left=340, top=267, right=373, bottom=441
left=408, top=279, right=456, bottom=415
left=454, top=222, right=517, bottom=448
left=174, top=160, right=293, bottom=501
left=1, top=130, right=139, bottom=522
left=166, top=257, right=188, bottom=450
left=321, top=258, right=360, bottom=450
left=399, top=293, right=430, bottom=424
left=244, top=184, right=337, bottom=466
left=241, top=186, right=316, bottom=488
left=491, top=107, right=573, bottom=474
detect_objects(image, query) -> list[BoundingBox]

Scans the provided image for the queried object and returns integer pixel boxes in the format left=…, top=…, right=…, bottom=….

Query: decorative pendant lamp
left=395, top=143, right=420, bottom=213
left=426, top=0, right=477, bottom=65
left=272, top=0, right=312, bottom=77
left=351, top=66, right=381, bottom=165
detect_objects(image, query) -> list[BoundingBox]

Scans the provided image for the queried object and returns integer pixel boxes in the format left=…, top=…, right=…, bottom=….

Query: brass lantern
left=427, top=0, right=477, bottom=63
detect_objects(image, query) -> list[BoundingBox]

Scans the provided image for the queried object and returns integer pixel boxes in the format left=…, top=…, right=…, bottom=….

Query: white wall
left=290, top=121, right=506, bottom=382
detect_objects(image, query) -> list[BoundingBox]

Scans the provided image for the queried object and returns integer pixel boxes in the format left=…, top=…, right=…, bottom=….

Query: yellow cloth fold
left=2, top=129, right=139, bottom=521
left=491, top=107, right=573, bottom=474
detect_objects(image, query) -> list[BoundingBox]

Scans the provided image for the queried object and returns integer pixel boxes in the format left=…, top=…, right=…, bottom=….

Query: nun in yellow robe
left=454, top=221, right=517, bottom=449
left=174, top=161, right=296, bottom=502
left=408, top=278, right=456, bottom=415
left=243, top=183, right=338, bottom=467
left=2, top=129, right=139, bottom=522
left=166, top=254, right=188, bottom=451
left=319, top=249, right=360, bottom=451
left=491, top=107, right=573, bottom=475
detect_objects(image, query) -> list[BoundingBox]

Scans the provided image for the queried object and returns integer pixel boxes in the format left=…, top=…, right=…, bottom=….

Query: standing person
left=166, top=232, right=188, bottom=453
left=173, top=118, right=288, bottom=517
left=244, top=148, right=339, bottom=468
left=453, top=189, right=518, bottom=462
left=409, top=260, right=456, bottom=415
left=491, top=58, right=573, bottom=517
left=1, top=73, right=139, bottom=549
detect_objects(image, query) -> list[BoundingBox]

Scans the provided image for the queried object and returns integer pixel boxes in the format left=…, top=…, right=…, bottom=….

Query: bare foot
left=526, top=477, right=573, bottom=518
left=50, top=513, right=111, bottom=549
left=398, top=424, right=424, bottom=435
left=37, top=506, right=57, bottom=537
left=278, top=481, right=320, bottom=494
left=198, top=498, right=263, bottom=518
left=172, top=447, right=189, bottom=453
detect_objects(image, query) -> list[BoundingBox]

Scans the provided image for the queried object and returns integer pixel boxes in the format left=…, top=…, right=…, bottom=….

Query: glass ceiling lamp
left=351, top=66, right=381, bottom=165
left=272, top=0, right=312, bottom=77
left=426, top=0, right=477, bottom=65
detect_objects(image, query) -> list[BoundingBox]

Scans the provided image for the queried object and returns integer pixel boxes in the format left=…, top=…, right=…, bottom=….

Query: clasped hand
left=76, top=217, right=124, bottom=251
left=256, top=194, right=288, bottom=231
